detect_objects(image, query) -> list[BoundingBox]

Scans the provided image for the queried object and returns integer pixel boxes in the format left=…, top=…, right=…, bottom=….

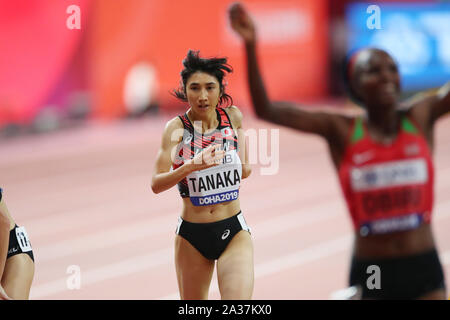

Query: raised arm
left=225, top=106, right=251, bottom=179
left=228, top=2, right=349, bottom=142
left=403, top=81, right=450, bottom=144
left=151, top=118, right=225, bottom=194
left=431, top=81, right=450, bottom=122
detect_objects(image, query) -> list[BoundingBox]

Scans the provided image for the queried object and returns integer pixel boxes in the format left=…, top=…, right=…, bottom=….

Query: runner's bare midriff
left=354, top=223, right=435, bottom=258
left=181, top=198, right=241, bottom=223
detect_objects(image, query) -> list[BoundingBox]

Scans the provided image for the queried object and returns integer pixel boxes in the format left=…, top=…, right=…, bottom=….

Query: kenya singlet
left=338, top=116, right=434, bottom=236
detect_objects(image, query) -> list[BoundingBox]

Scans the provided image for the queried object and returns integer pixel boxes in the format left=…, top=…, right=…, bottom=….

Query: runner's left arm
left=403, top=81, right=450, bottom=133
left=430, top=81, right=450, bottom=122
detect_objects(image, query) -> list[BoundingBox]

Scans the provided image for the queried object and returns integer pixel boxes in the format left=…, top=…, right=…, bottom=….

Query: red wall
left=87, top=0, right=329, bottom=118
left=0, top=0, right=329, bottom=124
left=0, top=0, right=89, bottom=126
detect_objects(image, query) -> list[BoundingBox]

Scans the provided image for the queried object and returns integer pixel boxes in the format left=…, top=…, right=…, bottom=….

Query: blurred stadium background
left=1, top=0, right=449, bottom=134
left=1, top=0, right=449, bottom=299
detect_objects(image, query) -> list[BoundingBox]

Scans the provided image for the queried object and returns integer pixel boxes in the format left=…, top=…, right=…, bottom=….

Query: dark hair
left=172, top=50, right=233, bottom=108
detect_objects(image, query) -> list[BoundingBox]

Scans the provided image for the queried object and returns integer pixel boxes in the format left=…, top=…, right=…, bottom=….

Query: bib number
left=15, top=226, right=32, bottom=252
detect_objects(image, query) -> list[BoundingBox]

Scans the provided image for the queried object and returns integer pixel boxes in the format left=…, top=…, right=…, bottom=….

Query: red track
left=1, top=114, right=449, bottom=299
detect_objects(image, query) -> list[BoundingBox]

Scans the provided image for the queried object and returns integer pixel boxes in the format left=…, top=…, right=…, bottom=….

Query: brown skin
left=229, top=2, right=450, bottom=299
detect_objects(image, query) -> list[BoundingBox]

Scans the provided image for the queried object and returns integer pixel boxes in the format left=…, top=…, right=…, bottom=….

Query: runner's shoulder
left=223, top=105, right=243, bottom=127
left=161, top=116, right=184, bottom=145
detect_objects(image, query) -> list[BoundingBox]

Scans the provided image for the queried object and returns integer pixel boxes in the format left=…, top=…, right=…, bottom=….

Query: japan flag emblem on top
left=221, top=128, right=232, bottom=137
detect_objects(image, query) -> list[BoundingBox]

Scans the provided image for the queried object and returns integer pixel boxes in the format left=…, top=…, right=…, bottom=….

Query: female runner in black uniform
left=0, top=188, right=35, bottom=299
left=152, top=50, right=253, bottom=299
left=229, top=2, right=449, bottom=299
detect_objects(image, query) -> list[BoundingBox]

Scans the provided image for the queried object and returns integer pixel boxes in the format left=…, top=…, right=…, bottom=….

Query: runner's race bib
left=16, top=226, right=33, bottom=252
left=187, top=149, right=242, bottom=206
left=350, top=159, right=427, bottom=191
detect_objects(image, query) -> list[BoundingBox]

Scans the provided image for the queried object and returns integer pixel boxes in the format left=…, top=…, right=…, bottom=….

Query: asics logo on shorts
left=221, top=229, right=231, bottom=240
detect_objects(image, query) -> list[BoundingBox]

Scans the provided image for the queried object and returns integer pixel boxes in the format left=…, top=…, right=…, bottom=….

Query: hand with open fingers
left=228, top=2, right=256, bottom=44
left=191, top=144, right=225, bottom=171
left=0, top=285, right=11, bottom=300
